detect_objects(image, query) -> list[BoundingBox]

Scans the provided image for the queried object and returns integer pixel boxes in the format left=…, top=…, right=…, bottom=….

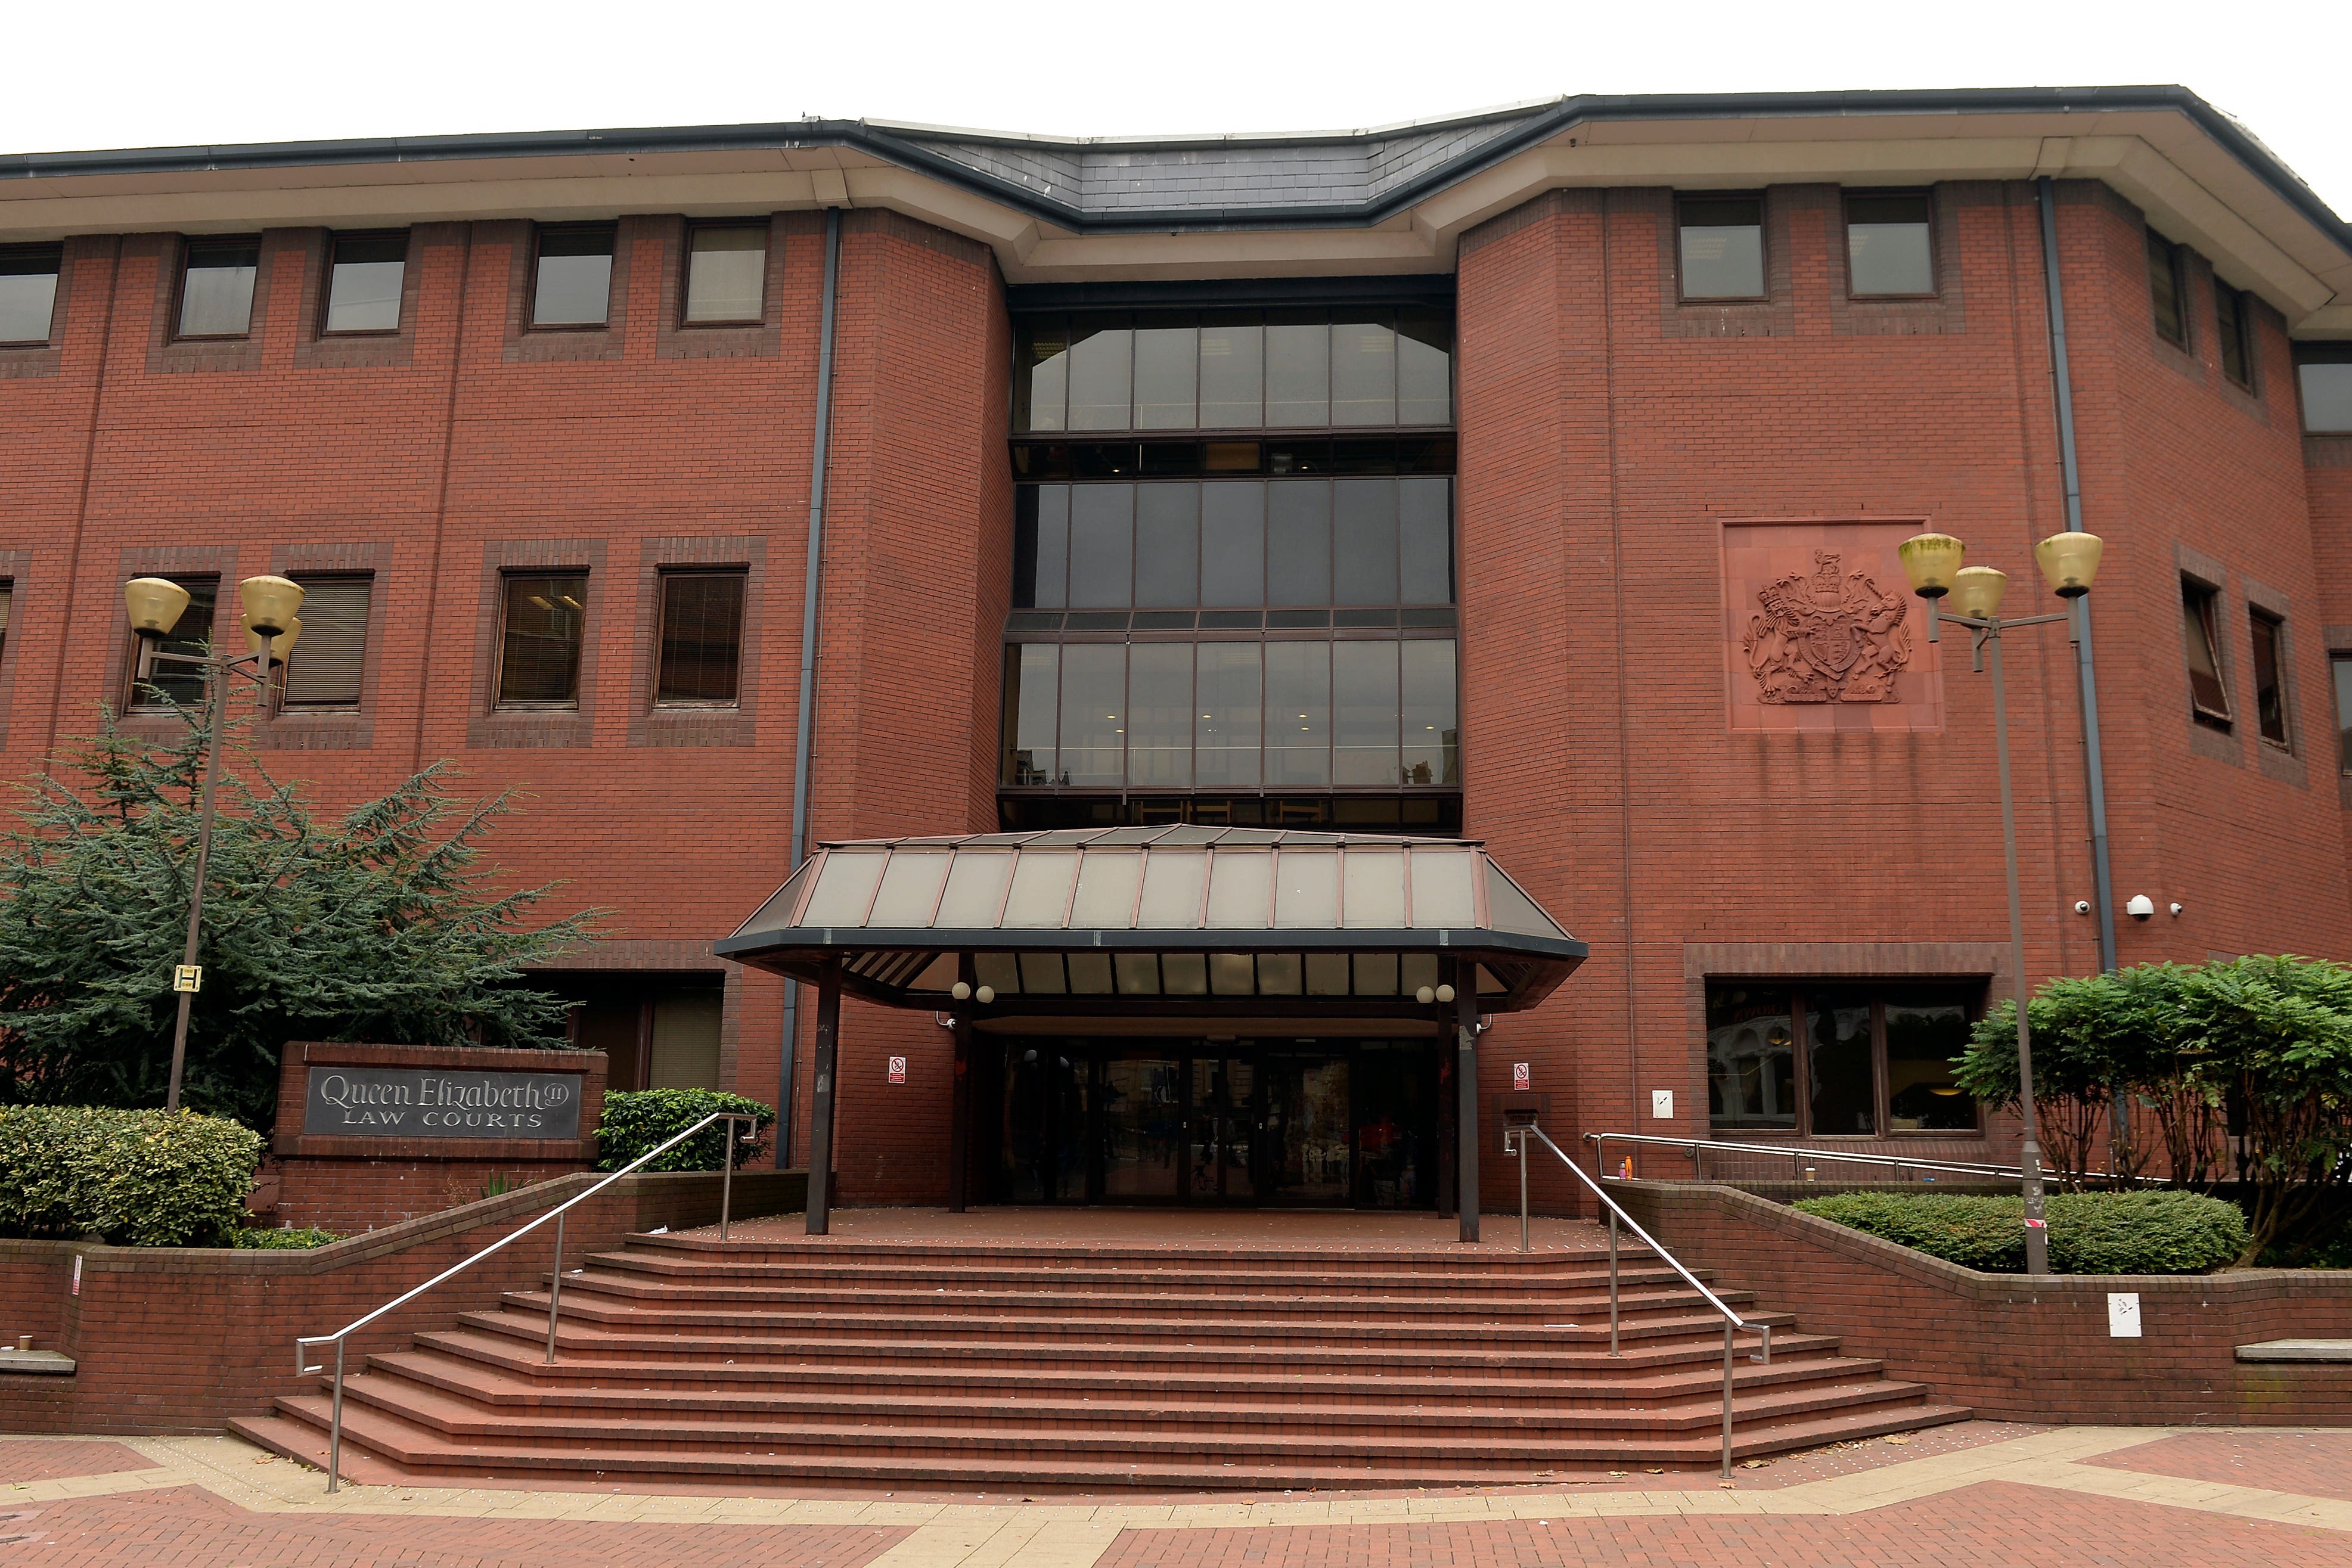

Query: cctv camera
left=2126, top=894, right=2155, bottom=920
left=2074, top=901, right=2090, bottom=915
left=2169, top=902, right=2184, bottom=917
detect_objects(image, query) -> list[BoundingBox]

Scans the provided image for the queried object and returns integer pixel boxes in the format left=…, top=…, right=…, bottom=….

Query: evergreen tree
left=0, top=705, right=601, bottom=1128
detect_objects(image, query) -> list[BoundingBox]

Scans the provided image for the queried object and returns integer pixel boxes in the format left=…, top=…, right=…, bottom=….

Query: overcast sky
left=7, top=0, right=2346, bottom=219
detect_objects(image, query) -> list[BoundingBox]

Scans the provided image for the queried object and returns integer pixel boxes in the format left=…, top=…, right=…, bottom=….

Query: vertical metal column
left=805, top=964, right=843, bottom=1236
left=1989, top=628, right=2052, bottom=1276
left=948, top=1013, right=972, bottom=1213
left=1453, top=964, right=1480, bottom=1244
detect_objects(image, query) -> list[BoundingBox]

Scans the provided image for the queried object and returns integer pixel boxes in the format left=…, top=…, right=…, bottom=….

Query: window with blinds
left=280, top=577, right=371, bottom=707
left=497, top=573, right=588, bottom=707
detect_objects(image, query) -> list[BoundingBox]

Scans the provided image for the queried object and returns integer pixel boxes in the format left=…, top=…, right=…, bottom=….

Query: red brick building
left=3, top=88, right=2349, bottom=1221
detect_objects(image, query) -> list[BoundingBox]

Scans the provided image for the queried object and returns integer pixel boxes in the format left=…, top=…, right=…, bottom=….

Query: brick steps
left=231, top=1229, right=1971, bottom=1488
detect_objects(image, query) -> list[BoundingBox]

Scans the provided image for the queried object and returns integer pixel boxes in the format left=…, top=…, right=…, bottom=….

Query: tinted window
left=2183, top=578, right=2231, bottom=726
left=1396, top=308, right=1451, bottom=426
left=1127, top=642, right=1193, bottom=787
left=1884, top=994, right=1975, bottom=1131
left=1706, top=985, right=1796, bottom=1130
left=684, top=225, right=765, bottom=324
left=1135, top=483, right=1200, bottom=608
left=280, top=578, right=371, bottom=707
left=1199, top=314, right=1264, bottom=428
left=323, top=232, right=406, bottom=334
left=1265, top=316, right=1330, bottom=427
left=1200, top=482, right=1266, bottom=607
left=2298, top=356, right=2352, bottom=434
left=1330, top=318, right=1397, bottom=427
left=1015, top=319, right=1070, bottom=432
left=1332, top=640, right=1399, bottom=785
left=1066, top=317, right=1132, bottom=431
left=498, top=574, right=587, bottom=706
left=1333, top=480, right=1398, bottom=606
left=1132, top=314, right=1198, bottom=429
left=1400, top=639, right=1457, bottom=785
left=657, top=571, right=746, bottom=704
left=1266, top=482, right=1332, bottom=605
left=2251, top=610, right=2289, bottom=748
left=1845, top=193, right=1934, bottom=296
left=2148, top=229, right=2187, bottom=347
left=1068, top=485, right=1134, bottom=607
left=1678, top=197, right=1764, bottom=299
left=1056, top=642, right=1125, bottom=786
left=2216, top=284, right=2252, bottom=386
left=1001, top=644, right=1059, bottom=785
left=1195, top=642, right=1262, bottom=787
left=1398, top=478, right=1454, bottom=605
left=1264, top=641, right=1330, bottom=786
left=2334, top=653, right=2352, bottom=774
left=178, top=238, right=259, bottom=338
left=532, top=227, right=615, bottom=327
left=1807, top=988, right=1877, bottom=1136
left=0, top=246, right=61, bottom=344
left=129, top=579, right=218, bottom=710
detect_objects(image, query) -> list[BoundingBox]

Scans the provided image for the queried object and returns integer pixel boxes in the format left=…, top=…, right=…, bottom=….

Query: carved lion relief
left=1742, top=549, right=1912, bottom=704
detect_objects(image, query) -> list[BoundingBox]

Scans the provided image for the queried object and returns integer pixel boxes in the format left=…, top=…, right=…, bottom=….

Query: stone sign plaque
left=302, top=1065, right=584, bottom=1141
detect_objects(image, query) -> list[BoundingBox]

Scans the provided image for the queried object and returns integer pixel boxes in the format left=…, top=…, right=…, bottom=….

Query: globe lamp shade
left=2033, top=530, right=2104, bottom=599
left=123, top=577, right=192, bottom=639
left=238, top=575, right=306, bottom=638
left=1948, top=566, right=2009, bottom=621
left=1897, top=533, right=1966, bottom=599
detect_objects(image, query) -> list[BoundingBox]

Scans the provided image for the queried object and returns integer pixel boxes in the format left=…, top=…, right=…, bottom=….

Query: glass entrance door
left=1099, top=1055, right=1183, bottom=1198
left=1260, top=1055, right=1352, bottom=1204
left=1187, top=1056, right=1256, bottom=1202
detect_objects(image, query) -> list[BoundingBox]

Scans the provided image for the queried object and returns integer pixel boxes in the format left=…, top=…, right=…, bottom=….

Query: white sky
left=5, top=0, right=2347, bottom=221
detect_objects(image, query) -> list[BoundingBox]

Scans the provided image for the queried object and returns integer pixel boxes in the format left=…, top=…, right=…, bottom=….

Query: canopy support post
left=1454, top=960, right=1481, bottom=1244
left=805, top=961, right=842, bottom=1236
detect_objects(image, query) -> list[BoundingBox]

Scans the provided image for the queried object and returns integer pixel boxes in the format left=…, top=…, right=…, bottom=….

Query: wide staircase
left=230, top=1232, right=1968, bottom=1490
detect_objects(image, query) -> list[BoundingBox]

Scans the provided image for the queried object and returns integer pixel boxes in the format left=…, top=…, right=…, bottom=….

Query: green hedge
left=595, top=1089, right=775, bottom=1172
left=1792, top=1190, right=2248, bottom=1275
left=234, top=1226, right=340, bottom=1250
left=0, top=1106, right=261, bottom=1247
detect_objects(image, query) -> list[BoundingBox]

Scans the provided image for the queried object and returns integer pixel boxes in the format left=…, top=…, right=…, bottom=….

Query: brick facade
left=1, top=164, right=2345, bottom=1219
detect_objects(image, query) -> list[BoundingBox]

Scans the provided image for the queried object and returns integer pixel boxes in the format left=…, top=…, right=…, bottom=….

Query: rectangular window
left=2334, top=653, right=2352, bottom=774
left=683, top=224, right=766, bottom=324
left=1066, top=316, right=1132, bottom=431
left=279, top=577, right=371, bottom=707
left=128, top=577, right=218, bottom=710
left=1677, top=195, right=1765, bottom=300
left=1127, top=642, right=1193, bottom=787
left=531, top=226, right=616, bottom=328
left=1001, top=643, right=1060, bottom=785
left=2250, top=609, right=2289, bottom=749
left=1132, top=312, right=1199, bottom=430
left=1845, top=192, right=1934, bottom=297
left=1199, top=313, right=1265, bottom=429
left=1265, top=315, right=1331, bottom=427
left=1195, top=642, right=1262, bottom=787
left=1264, top=641, right=1332, bottom=787
left=0, top=245, right=61, bottom=344
left=322, top=232, right=407, bottom=334
left=1056, top=642, right=1125, bottom=787
left=0, top=581, right=11, bottom=662
left=2147, top=229, right=2188, bottom=347
left=2182, top=577, right=2231, bottom=728
left=2215, top=282, right=2253, bottom=387
left=177, top=238, right=260, bottom=339
left=646, top=989, right=722, bottom=1090
left=497, top=573, right=588, bottom=707
left=2298, top=347, right=2352, bottom=434
left=656, top=570, right=746, bottom=706
left=1708, top=982, right=1979, bottom=1136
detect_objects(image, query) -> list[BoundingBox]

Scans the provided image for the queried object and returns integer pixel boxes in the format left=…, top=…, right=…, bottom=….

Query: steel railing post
left=1517, top=1128, right=1529, bottom=1254
left=720, top=1118, right=736, bottom=1241
left=327, top=1338, right=345, bottom=1494
left=1721, top=1319, right=1736, bottom=1479
left=545, top=1212, right=567, bottom=1364
left=1607, top=1209, right=1620, bottom=1356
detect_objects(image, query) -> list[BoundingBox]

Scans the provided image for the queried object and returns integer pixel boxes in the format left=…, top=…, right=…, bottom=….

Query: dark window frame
left=123, top=574, right=221, bottom=712
left=2331, top=651, right=2352, bottom=775
left=2295, top=343, right=2352, bottom=436
left=2146, top=228, right=2190, bottom=350
left=2249, top=607, right=2291, bottom=751
left=2214, top=280, right=2255, bottom=389
left=1705, top=980, right=1985, bottom=1139
left=526, top=223, right=619, bottom=334
left=171, top=235, right=264, bottom=343
left=492, top=568, right=591, bottom=710
left=2182, top=575, right=2233, bottom=730
left=1674, top=192, right=1770, bottom=305
left=678, top=221, right=768, bottom=328
left=0, top=243, right=63, bottom=346
left=272, top=572, right=374, bottom=712
left=652, top=566, right=749, bottom=708
left=1840, top=189, right=1938, bottom=301
left=317, top=230, right=409, bottom=339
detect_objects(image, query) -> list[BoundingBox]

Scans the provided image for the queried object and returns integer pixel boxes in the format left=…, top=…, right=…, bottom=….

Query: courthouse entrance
left=715, top=825, right=1586, bottom=1239
left=992, top=1038, right=1437, bottom=1208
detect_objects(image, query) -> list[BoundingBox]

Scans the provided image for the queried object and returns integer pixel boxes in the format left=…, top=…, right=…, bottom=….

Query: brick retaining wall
left=0, top=1169, right=803, bottom=1435
left=1614, top=1180, right=2351, bottom=1425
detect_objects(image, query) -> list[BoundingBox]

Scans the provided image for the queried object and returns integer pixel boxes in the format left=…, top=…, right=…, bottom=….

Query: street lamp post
left=1897, top=529, right=2105, bottom=1278
left=123, top=574, right=306, bottom=1113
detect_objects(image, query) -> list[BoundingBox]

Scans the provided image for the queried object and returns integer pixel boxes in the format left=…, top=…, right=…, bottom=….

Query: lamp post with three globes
left=1896, top=527, right=2105, bottom=1278
left=120, top=573, right=308, bottom=1113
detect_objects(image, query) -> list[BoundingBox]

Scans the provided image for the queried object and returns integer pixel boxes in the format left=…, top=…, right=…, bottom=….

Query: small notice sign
left=1650, top=1089, right=1674, bottom=1120
left=172, top=964, right=203, bottom=993
left=2107, top=1292, right=2142, bottom=1338
left=888, top=1055, right=907, bottom=1084
left=1512, top=1062, right=1530, bottom=1091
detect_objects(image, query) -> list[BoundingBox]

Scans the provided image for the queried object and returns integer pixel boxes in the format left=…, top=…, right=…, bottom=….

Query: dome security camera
left=2170, top=902, right=2185, bottom=917
left=2074, top=901, right=2091, bottom=915
left=2126, top=894, right=2155, bottom=921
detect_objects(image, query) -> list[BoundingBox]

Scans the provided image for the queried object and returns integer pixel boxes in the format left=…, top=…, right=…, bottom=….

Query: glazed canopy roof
left=715, top=827, right=1586, bottom=1015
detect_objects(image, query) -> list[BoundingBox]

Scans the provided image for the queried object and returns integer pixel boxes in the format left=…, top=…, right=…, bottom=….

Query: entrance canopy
left=716, top=827, right=1586, bottom=1018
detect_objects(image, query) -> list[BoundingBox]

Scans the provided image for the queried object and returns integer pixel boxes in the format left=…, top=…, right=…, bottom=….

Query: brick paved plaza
left=5, top=1423, right=2348, bottom=1566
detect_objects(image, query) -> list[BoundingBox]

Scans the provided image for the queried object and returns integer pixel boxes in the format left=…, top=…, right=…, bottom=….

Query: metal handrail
left=294, top=1111, right=759, bottom=1493
left=1584, top=1131, right=2155, bottom=1186
left=1501, top=1122, right=1768, bottom=1479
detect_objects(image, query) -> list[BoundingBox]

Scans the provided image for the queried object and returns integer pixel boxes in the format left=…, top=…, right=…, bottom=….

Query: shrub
left=234, top=1226, right=340, bottom=1250
left=0, top=1106, right=260, bottom=1247
left=1793, top=1189, right=2248, bottom=1275
left=595, top=1089, right=774, bottom=1172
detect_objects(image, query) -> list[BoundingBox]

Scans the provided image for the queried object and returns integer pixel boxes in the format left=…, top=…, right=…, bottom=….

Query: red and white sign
left=887, top=1055, right=907, bottom=1085
left=1512, top=1062, right=1530, bottom=1091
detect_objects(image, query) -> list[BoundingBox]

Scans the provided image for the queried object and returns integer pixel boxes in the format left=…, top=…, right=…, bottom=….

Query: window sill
left=468, top=709, right=592, bottom=749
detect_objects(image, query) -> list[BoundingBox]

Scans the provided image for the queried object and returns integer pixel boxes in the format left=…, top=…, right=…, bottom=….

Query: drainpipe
left=777, top=206, right=844, bottom=1169
left=2037, top=177, right=2128, bottom=1165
